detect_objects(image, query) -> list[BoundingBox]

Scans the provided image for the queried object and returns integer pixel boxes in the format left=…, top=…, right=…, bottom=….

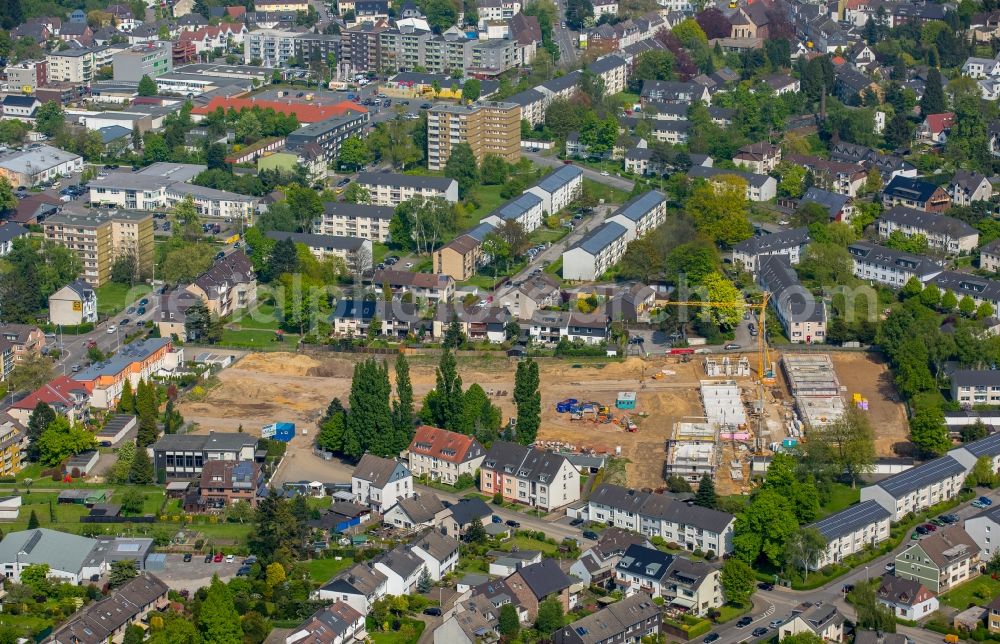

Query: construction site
left=174, top=347, right=910, bottom=495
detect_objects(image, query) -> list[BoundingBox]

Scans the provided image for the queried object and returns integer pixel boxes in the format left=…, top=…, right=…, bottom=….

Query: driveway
left=154, top=553, right=245, bottom=593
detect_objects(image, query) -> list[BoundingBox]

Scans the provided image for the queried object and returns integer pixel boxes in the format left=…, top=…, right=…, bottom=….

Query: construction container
left=616, top=392, right=636, bottom=410
left=555, top=398, right=578, bottom=413
left=262, top=422, right=295, bottom=442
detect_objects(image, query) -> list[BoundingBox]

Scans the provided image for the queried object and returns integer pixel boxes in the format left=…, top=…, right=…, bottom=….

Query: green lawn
left=234, top=302, right=282, bottom=330
left=95, top=282, right=152, bottom=316
left=583, top=178, right=630, bottom=205
left=219, top=328, right=299, bottom=348
left=715, top=603, right=751, bottom=623
left=819, top=483, right=862, bottom=517
left=459, top=274, right=504, bottom=289
left=530, top=226, right=570, bottom=245
left=368, top=619, right=425, bottom=644
left=545, top=257, right=563, bottom=278
left=499, top=534, right=560, bottom=556
left=302, top=557, right=354, bottom=583
left=941, top=575, right=1000, bottom=609
left=460, top=184, right=507, bottom=228
left=373, top=242, right=391, bottom=263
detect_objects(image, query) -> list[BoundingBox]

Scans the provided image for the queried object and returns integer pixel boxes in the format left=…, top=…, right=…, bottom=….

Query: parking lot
left=154, top=553, right=248, bottom=593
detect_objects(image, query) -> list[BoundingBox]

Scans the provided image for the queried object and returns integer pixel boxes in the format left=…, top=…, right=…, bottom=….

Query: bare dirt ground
left=174, top=349, right=910, bottom=491
left=827, top=352, right=911, bottom=456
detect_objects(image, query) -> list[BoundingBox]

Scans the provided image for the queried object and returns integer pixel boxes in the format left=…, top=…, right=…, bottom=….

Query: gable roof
left=571, top=220, right=628, bottom=257
left=51, top=572, right=168, bottom=644
left=391, top=494, right=445, bottom=524
left=880, top=206, right=976, bottom=237
left=11, top=375, right=87, bottom=412
left=877, top=574, right=931, bottom=607
left=923, top=112, right=955, bottom=134
left=532, top=165, right=583, bottom=194
left=909, top=525, right=979, bottom=568
left=512, top=558, right=573, bottom=598
left=554, top=593, right=658, bottom=644
left=410, top=530, right=459, bottom=562
left=808, top=500, right=890, bottom=541
left=288, top=601, right=365, bottom=643
left=758, top=254, right=825, bottom=323
left=352, top=454, right=408, bottom=488
left=876, top=455, right=967, bottom=498
left=733, top=226, right=810, bottom=256
left=883, top=177, right=949, bottom=205
left=616, top=544, right=673, bottom=581
left=409, top=425, right=484, bottom=464
left=447, top=497, right=492, bottom=525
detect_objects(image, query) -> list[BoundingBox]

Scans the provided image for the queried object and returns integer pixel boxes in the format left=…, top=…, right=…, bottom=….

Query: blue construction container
left=262, top=422, right=296, bottom=442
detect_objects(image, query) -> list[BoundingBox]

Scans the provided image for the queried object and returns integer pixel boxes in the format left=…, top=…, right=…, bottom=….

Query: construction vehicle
left=660, top=293, right=775, bottom=385
left=652, top=372, right=664, bottom=380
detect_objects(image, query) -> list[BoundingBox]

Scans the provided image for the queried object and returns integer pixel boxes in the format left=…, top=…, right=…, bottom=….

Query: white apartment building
left=562, top=221, right=630, bottom=282
left=808, top=500, right=892, bottom=569
left=848, top=241, right=942, bottom=288
left=524, top=164, right=583, bottom=214
left=354, top=172, right=458, bottom=206
left=351, top=454, right=413, bottom=513
left=480, top=441, right=580, bottom=511
left=860, top=455, right=970, bottom=521
left=951, top=433, right=1000, bottom=481
left=606, top=190, right=666, bottom=238
left=965, top=504, right=1000, bottom=558
left=165, top=183, right=258, bottom=221
left=314, top=202, right=394, bottom=243
left=950, top=370, right=1000, bottom=407
left=481, top=192, right=544, bottom=234
left=244, top=28, right=298, bottom=66
left=731, top=227, right=810, bottom=275
left=877, top=206, right=979, bottom=254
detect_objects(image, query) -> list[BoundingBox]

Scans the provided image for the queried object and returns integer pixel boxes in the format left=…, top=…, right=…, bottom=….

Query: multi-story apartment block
left=895, top=526, right=981, bottom=593
left=379, top=25, right=434, bottom=72
left=43, top=209, right=153, bottom=287
left=468, top=38, right=518, bottom=76
left=113, top=42, right=172, bottom=81
left=877, top=206, right=978, bottom=254
left=46, top=48, right=95, bottom=83
left=74, top=337, right=181, bottom=408
left=336, top=20, right=389, bottom=73
left=0, top=413, right=25, bottom=478
left=525, top=164, right=583, bottom=214
left=480, top=441, right=580, bottom=511
left=244, top=28, right=299, bottom=66
left=355, top=172, right=458, bottom=206
left=6, top=60, right=47, bottom=93
left=198, top=460, right=263, bottom=508
left=951, top=370, right=1000, bottom=407
left=563, top=221, right=630, bottom=281
left=733, top=141, right=782, bottom=174
left=152, top=432, right=258, bottom=480
left=293, top=32, right=339, bottom=64
left=372, top=268, right=455, bottom=302
left=427, top=102, right=521, bottom=171
left=809, top=500, right=892, bottom=569
left=407, top=425, right=485, bottom=484
left=481, top=192, right=543, bottom=233
left=848, top=241, right=942, bottom=288
left=606, top=190, right=667, bottom=239
left=285, top=111, right=369, bottom=163
left=265, top=231, right=372, bottom=272
left=314, top=202, right=393, bottom=242
left=861, top=455, right=969, bottom=521
left=165, top=183, right=259, bottom=221
left=758, top=254, right=826, bottom=344
left=732, top=227, right=810, bottom=275
left=476, top=0, right=522, bottom=22
left=587, top=483, right=735, bottom=555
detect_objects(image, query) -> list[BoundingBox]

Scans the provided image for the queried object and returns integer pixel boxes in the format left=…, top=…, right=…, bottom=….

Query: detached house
left=918, top=112, right=955, bottom=143
left=382, top=493, right=445, bottom=531
left=503, top=559, right=575, bottom=621
left=732, top=142, right=781, bottom=174
left=948, top=170, right=993, bottom=206
left=407, top=425, right=485, bottom=484
left=614, top=545, right=722, bottom=616
left=373, top=545, right=427, bottom=595
left=186, top=250, right=257, bottom=320
left=778, top=604, right=845, bottom=643
left=882, top=176, right=952, bottom=213
left=876, top=575, right=939, bottom=621
left=409, top=531, right=460, bottom=580
left=895, top=525, right=981, bottom=593
left=351, top=454, right=413, bottom=513
left=480, top=441, right=580, bottom=511
left=315, top=563, right=387, bottom=614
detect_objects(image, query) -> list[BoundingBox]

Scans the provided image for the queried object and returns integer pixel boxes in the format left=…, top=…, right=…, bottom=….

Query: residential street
left=523, top=151, right=636, bottom=193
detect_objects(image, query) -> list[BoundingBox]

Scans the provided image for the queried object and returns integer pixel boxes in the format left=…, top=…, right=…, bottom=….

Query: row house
left=758, top=255, right=826, bottom=344
left=848, top=241, right=942, bottom=288
left=481, top=192, right=544, bottom=234
left=553, top=593, right=660, bottom=644
left=480, top=441, right=580, bottom=511
left=830, top=142, right=917, bottom=181
left=372, top=268, right=455, bottom=302
left=860, top=455, right=969, bottom=521
left=286, top=602, right=367, bottom=644
left=586, top=483, right=735, bottom=555
left=930, top=270, right=1000, bottom=312
left=877, top=206, right=978, bottom=254
left=432, top=305, right=511, bottom=344
left=808, top=500, right=892, bottom=569
left=407, top=425, right=485, bottom=485
left=731, top=226, right=810, bottom=276
left=265, top=231, right=372, bottom=272
left=329, top=299, right=418, bottom=338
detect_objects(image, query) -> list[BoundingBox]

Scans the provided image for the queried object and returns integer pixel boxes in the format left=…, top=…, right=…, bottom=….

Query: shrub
left=705, top=550, right=716, bottom=560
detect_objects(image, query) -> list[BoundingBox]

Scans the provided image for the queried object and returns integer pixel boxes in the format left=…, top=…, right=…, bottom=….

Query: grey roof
left=808, top=500, right=890, bottom=540
left=466, top=221, right=497, bottom=242
left=930, top=270, right=1000, bottom=304
left=515, top=558, right=572, bottom=598
left=353, top=454, right=407, bottom=488
left=75, top=338, right=171, bottom=381
left=611, top=190, right=666, bottom=223
left=688, top=164, right=772, bottom=189
left=801, top=187, right=850, bottom=219
left=508, top=88, right=545, bottom=106
left=958, top=431, right=1000, bottom=458
left=0, top=222, right=28, bottom=244
left=483, top=441, right=573, bottom=486
left=952, top=370, right=1000, bottom=389
left=573, top=221, right=628, bottom=256
left=847, top=241, right=941, bottom=277
left=758, top=255, right=825, bottom=323
left=490, top=192, right=543, bottom=222
left=152, top=432, right=256, bottom=453
left=587, top=54, right=626, bottom=74
left=448, top=497, right=492, bottom=525
left=876, top=455, right=967, bottom=498
left=880, top=206, right=977, bottom=238
left=733, top=227, right=809, bottom=255
left=554, top=593, right=658, bottom=644
left=167, top=182, right=257, bottom=202
left=265, top=230, right=367, bottom=251
left=411, top=531, right=459, bottom=562
left=379, top=544, right=425, bottom=578
left=533, top=165, right=583, bottom=194
left=51, top=572, right=168, bottom=644
left=356, top=172, right=456, bottom=192
left=322, top=562, right=387, bottom=596
left=0, top=145, right=80, bottom=174
left=589, top=483, right=734, bottom=533
left=322, top=201, right=395, bottom=220
left=0, top=529, right=97, bottom=574
left=392, top=494, right=445, bottom=523
left=616, top=544, right=673, bottom=581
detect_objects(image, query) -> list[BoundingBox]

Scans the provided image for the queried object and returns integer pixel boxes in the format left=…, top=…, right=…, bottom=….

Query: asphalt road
left=550, top=0, right=579, bottom=64
left=522, top=151, right=635, bottom=192
left=702, top=487, right=1000, bottom=644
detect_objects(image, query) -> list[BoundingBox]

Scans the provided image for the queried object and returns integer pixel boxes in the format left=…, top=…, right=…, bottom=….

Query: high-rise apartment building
left=427, top=102, right=521, bottom=171
left=43, top=210, right=154, bottom=287
left=112, top=42, right=173, bottom=82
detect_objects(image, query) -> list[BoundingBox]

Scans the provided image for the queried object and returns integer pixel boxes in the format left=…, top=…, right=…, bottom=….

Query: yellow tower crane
left=661, top=293, right=775, bottom=385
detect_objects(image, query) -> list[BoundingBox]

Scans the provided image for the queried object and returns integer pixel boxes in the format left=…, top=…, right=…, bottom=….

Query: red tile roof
left=191, top=96, right=367, bottom=123
left=409, top=425, right=484, bottom=464
left=924, top=112, right=955, bottom=134
left=12, top=375, right=86, bottom=411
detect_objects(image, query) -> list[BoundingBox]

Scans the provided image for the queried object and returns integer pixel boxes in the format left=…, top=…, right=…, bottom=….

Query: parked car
left=107, top=325, right=117, bottom=334
left=980, top=496, right=993, bottom=506
left=973, top=500, right=987, bottom=509
left=505, top=519, right=520, bottom=528
left=915, top=525, right=929, bottom=535
left=582, top=530, right=599, bottom=540
left=724, top=343, right=741, bottom=350
left=119, top=318, right=130, bottom=326
left=942, top=514, right=960, bottom=524
left=703, top=634, right=719, bottom=643
left=213, top=553, right=223, bottom=562
left=491, top=515, right=502, bottom=524
left=842, top=584, right=854, bottom=594
left=769, top=619, right=783, bottom=629
left=204, top=554, right=213, bottom=563
left=183, top=553, right=192, bottom=562
left=752, top=628, right=769, bottom=638
left=736, top=617, right=753, bottom=629
left=884, top=562, right=895, bottom=572
left=423, top=607, right=442, bottom=617
left=137, top=307, right=146, bottom=316
left=244, top=555, right=258, bottom=565
left=570, top=518, right=584, bottom=526
left=758, top=582, right=774, bottom=591
left=226, top=554, right=235, bottom=563
left=922, top=523, right=937, bottom=532
left=236, top=566, right=251, bottom=576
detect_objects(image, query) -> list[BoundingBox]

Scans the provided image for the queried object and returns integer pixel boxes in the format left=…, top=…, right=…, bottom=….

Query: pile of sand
left=235, top=352, right=321, bottom=376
